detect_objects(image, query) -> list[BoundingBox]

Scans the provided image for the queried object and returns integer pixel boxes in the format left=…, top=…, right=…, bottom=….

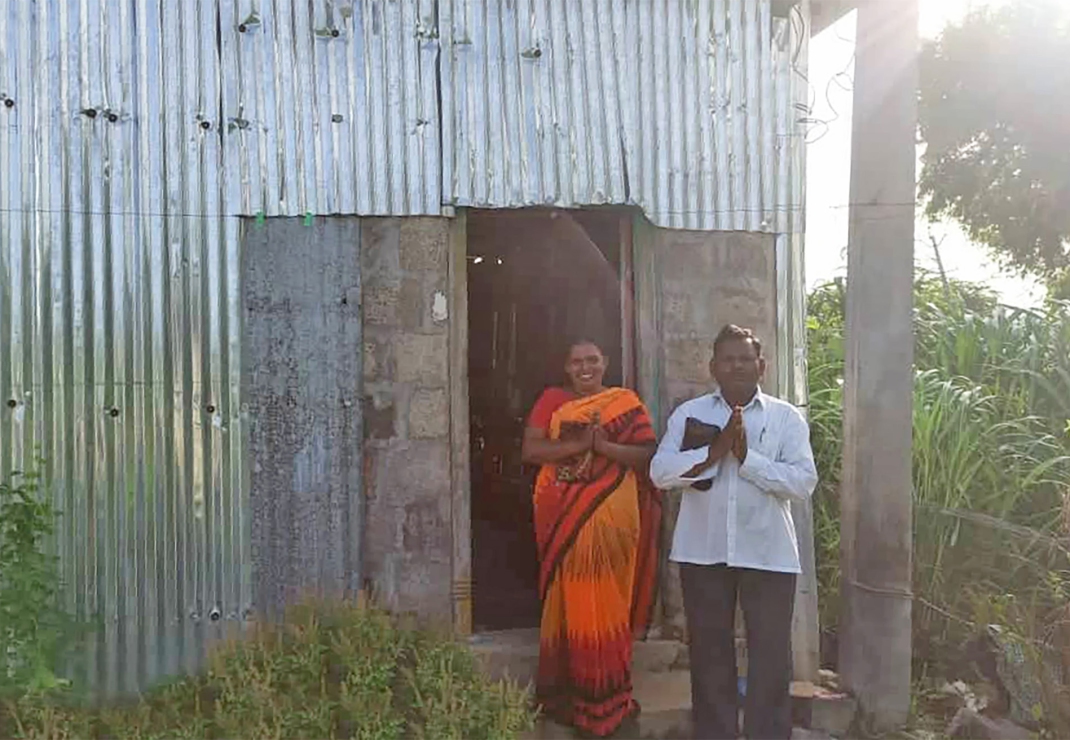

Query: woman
left=521, top=340, right=663, bottom=738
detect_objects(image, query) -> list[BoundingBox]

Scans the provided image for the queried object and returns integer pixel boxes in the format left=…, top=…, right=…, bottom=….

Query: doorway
left=466, top=208, right=634, bottom=632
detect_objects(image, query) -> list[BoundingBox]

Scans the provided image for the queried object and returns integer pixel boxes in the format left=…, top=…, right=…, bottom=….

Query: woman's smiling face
left=564, top=342, right=607, bottom=396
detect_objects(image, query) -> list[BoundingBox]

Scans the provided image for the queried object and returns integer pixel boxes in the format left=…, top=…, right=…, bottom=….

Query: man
left=650, top=324, right=818, bottom=740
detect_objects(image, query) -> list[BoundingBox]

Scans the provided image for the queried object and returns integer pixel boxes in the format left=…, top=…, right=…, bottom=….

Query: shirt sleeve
left=738, top=406, right=818, bottom=503
left=649, top=404, right=721, bottom=489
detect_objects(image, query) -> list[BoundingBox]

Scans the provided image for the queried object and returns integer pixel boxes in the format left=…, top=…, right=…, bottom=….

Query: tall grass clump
left=0, top=466, right=78, bottom=700
left=808, top=274, right=1070, bottom=673
left=0, top=601, right=537, bottom=740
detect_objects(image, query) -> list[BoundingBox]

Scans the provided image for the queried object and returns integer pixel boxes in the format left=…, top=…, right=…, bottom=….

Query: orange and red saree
left=529, top=387, right=662, bottom=737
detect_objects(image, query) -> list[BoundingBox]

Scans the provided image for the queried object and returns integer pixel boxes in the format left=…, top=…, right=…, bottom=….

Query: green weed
left=0, top=601, right=536, bottom=740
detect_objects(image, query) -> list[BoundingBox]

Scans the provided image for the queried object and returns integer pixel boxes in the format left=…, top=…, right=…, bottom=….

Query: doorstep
left=522, top=670, right=691, bottom=740
left=523, top=673, right=838, bottom=739
left=476, top=630, right=852, bottom=739
left=470, top=628, right=688, bottom=687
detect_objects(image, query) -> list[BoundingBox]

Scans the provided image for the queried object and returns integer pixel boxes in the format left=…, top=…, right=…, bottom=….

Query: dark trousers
left=680, top=564, right=796, bottom=740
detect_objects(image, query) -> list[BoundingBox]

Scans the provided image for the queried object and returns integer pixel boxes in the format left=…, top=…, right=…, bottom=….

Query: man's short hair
left=713, top=324, right=763, bottom=358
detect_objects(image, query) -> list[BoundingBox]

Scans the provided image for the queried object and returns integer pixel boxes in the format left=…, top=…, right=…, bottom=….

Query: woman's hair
left=563, top=337, right=605, bottom=360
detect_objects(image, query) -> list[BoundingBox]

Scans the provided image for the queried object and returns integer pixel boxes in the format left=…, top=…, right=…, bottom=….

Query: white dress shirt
left=649, top=388, right=818, bottom=574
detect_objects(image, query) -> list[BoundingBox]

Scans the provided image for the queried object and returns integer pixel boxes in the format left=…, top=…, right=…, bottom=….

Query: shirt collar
left=711, top=386, right=765, bottom=410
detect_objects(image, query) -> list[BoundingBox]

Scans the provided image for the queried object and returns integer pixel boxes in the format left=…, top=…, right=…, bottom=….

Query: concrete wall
left=245, top=216, right=455, bottom=623
left=634, top=224, right=778, bottom=636
left=657, top=229, right=779, bottom=413
left=360, top=218, right=454, bottom=623
left=244, top=218, right=365, bottom=618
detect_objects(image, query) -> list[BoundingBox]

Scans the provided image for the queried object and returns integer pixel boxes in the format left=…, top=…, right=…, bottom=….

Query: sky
left=805, top=0, right=1047, bottom=307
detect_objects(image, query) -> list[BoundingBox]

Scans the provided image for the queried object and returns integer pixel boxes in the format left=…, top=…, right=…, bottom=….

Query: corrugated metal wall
left=220, top=0, right=443, bottom=216
left=1, top=0, right=241, bottom=697
left=440, top=0, right=806, bottom=233
left=0, top=0, right=439, bottom=697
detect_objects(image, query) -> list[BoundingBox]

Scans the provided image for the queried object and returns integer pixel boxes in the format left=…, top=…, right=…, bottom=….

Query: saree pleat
left=532, top=388, right=662, bottom=737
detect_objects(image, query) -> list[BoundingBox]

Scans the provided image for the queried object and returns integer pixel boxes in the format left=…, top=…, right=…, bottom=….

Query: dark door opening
left=467, top=208, right=632, bottom=632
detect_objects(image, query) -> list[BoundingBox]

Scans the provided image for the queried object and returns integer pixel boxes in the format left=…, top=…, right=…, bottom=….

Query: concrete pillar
left=243, top=217, right=364, bottom=619
left=838, top=0, right=918, bottom=731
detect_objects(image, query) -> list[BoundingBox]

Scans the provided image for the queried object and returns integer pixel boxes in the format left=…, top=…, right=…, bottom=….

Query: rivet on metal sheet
left=2, top=98, right=13, bottom=109
left=237, top=11, right=261, bottom=34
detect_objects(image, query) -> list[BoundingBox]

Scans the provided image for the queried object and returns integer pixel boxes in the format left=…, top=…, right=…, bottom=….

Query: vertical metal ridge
left=712, top=0, right=730, bottom=229
left=605, top=0, right=626, bottom=204
left=507, top=0, right=527, bottom=202
left=744, top=0, right=762, bottom=231
left=650, top=0, right=667, bottom=221
left=682, top=1, right=701, bottom=229
left=499, top=0, right=522, bottom=204
left=1, top=0, right=16, bottom=479
left=400, top=0, right=418, bottom=212
left=759, top=2, right=775, bottom=232
left=18, top=0, right=34, bottom=472
left=546, top=0, right=568, bottom=202
left=728, top=0, right=745, bottom=230
left=0, top=3, right=9, bottom=474
left=693, top=0, right=710, bottom=230
left=100, top=0, right=119, bottom=696
left=665, top=0, right=684, bottom=228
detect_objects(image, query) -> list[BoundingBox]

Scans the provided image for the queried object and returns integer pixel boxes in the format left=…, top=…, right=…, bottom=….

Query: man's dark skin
left=683, top=336, right=767, bottom=479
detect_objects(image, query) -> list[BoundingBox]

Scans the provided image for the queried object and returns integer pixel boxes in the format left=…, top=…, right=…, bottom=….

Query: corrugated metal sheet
left=219, top=0, right=442, bottom=216
left=0, top=0, right=245, bottom=698
left=440, top=0, right=807, bottom=232
left=0, top=0, right=432, bottom=697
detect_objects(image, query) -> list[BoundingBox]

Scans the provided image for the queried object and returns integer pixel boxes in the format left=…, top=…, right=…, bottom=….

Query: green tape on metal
left=304, top=211, right=313, bottom=226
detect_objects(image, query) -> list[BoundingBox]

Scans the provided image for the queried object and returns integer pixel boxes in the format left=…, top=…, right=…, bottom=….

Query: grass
left=808, top=274, right=1070, bottom=694
left=0, top=600, right=537, bottom=740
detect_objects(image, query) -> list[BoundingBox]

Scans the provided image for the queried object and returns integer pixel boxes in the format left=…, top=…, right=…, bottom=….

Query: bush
left=0, top=601, right=537, bottom=740
left=0, top=468, right=74, bottom=698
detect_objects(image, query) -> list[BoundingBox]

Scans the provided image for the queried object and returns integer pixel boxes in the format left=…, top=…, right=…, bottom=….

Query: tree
left=919, top=1, right=1070, bottom=295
